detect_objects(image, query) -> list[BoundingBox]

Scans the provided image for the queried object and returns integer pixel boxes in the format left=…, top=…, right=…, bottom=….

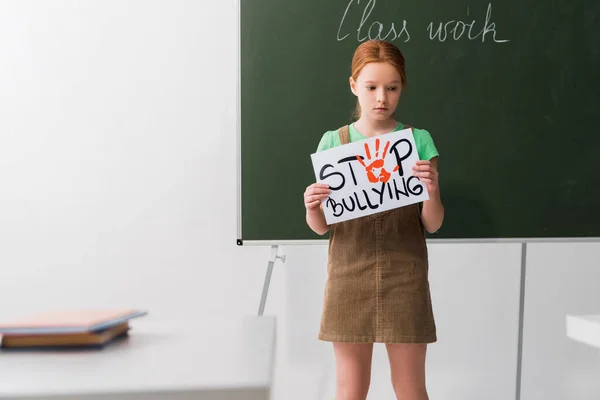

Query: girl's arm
left=414, top=157, right=444, bottom=233
left=306, top=207, right=329, bottom=235
left=304, top=183, right=330, bottom=235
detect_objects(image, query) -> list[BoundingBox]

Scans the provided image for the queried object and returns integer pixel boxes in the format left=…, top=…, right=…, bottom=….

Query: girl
left=304, top=40, right=444, bottom=400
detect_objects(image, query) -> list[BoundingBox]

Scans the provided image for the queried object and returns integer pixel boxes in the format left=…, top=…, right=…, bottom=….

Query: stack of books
left=0, top=309, right=147, bottom=350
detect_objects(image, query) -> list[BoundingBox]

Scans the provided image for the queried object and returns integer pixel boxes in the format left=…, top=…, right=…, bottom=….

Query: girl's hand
left=412, top=160, right=439, bottom=194
left=304, top=183, right=331, bottom=211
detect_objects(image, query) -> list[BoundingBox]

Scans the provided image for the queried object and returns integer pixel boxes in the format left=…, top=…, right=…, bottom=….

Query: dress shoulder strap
left=338, top=125, right=350, bottom=145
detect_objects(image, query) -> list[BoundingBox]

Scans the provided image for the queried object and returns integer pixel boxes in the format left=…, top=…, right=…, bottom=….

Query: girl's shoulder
left=407, top=126, right=439, bottom=160
left=409, top=126, right=433, bottom=141
left=315, top=128, right=343, bottom=152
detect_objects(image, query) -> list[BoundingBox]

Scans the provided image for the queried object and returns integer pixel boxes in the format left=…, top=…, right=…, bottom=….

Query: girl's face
left=350, top=62, right=402, bottom=121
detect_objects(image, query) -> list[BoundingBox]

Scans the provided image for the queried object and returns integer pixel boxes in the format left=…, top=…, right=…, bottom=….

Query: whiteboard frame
left=240, top=238, right=600, bottom=246
left=236, top=0, right=243, bottom=246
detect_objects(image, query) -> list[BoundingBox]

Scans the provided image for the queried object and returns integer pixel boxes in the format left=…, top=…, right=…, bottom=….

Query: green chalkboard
left=239, top=0, right=600, bottom=244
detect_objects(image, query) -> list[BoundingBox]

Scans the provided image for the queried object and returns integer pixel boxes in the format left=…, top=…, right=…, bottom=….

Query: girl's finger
left=306, top=200, right=321, bottom=209
left=311, top=183, right=330, bottom=189
left=413, top=165, right=432, bottom=172
left=307, top=188, right=331, bottom=196
left=307, top=194, right=329, bottom=203
left=306, top=192, right=328, bottom=201
left=414, top=172, right=433, bottom=179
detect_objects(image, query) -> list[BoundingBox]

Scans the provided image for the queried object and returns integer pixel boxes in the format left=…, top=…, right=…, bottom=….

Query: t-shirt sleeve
left=415, top=128, right=439, bottom=160
left=316, top=130, right=334, bottom=152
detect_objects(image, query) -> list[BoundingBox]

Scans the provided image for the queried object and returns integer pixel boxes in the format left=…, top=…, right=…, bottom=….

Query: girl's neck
left=353, top=117, right=398, bottom=137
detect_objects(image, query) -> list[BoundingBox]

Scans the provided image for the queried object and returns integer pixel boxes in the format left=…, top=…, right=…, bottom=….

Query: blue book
left=0, top=309, right=147, bottom=335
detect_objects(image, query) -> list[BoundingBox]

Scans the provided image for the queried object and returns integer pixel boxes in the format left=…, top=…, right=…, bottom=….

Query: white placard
left=310, top=128, right=429, bottom=224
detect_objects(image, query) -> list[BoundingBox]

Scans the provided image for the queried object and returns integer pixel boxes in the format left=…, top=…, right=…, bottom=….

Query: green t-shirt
left=316, top=122, right=439, bottom=160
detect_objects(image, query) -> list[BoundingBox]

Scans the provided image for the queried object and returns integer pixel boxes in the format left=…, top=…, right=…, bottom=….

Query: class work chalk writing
left=337, top=0, right=509, bottom=44
left=310, top=129, right=429, bottom=224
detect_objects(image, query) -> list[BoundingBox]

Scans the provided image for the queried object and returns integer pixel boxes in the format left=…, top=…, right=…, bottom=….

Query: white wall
left=0, top=2, right=598, bottom=400
left=0, top=0, right=268, bottom=322
left=522, top=243, right=600, bottom=400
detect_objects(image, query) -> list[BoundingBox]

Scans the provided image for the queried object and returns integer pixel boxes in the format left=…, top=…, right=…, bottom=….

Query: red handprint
left=356, top=138, right=399, bottom=183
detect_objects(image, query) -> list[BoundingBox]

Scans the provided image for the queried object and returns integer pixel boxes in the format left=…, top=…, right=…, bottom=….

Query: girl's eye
left=366, top=86, right=376, bottom=90
left=388, top=87, right=397, bottom=91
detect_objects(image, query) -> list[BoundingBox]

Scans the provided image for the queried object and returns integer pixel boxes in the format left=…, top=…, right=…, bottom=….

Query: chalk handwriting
left=338, top=0, right=410, bottom=42
left=336, top=0, right=509, bottom=44
left=427, top=4, right=509, bottom=43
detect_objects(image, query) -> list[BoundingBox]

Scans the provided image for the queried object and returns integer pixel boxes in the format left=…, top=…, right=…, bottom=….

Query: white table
left=0, top=315, right=276, bottom=400
left=566, top=314, right=600, bottom=351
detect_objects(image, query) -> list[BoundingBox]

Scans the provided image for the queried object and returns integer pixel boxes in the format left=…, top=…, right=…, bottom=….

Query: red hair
left=350, top=40, right=407, bottom=119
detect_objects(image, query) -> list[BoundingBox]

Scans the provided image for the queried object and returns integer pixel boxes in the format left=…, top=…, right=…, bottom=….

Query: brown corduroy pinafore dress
left=318, top=125, right=437, bottom=344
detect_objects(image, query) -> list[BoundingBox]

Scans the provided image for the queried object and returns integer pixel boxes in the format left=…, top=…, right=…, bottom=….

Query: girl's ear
left=349, top=77, right=358, bottom=96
